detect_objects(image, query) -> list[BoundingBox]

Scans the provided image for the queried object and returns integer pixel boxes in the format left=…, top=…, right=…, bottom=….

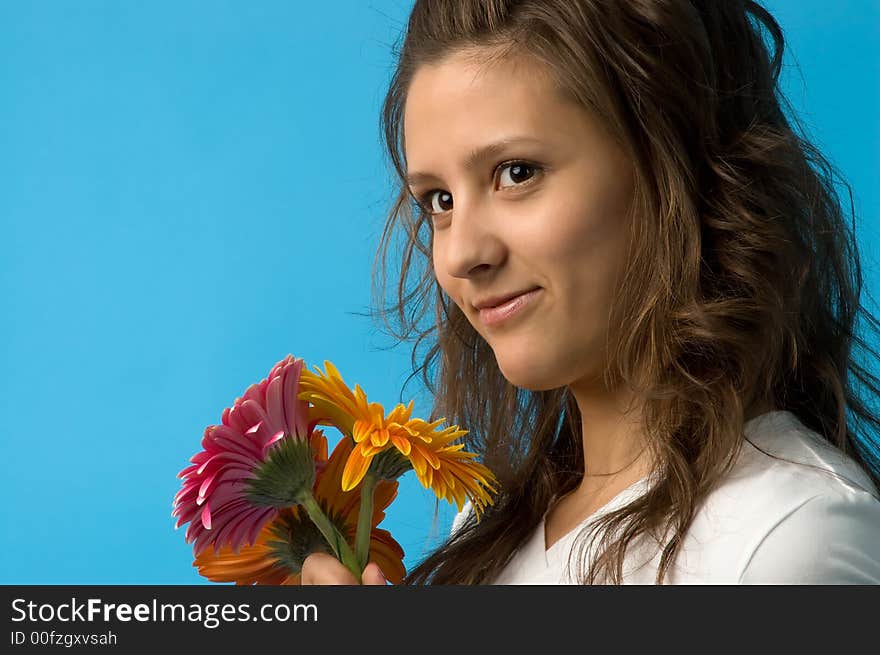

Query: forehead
left=403, top=50, right=569, bottom=160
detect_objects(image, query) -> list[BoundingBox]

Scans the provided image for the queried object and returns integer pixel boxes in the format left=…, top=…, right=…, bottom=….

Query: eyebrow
left=405, top=136, right=545, bottom=187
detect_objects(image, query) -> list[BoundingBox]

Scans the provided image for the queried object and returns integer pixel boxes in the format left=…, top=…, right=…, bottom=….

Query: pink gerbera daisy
left=172, top=355, right=315, bottom=557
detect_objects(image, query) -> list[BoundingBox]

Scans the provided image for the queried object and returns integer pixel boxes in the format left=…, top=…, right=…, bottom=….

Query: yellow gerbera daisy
left=298, top=361, right=499, bottom=518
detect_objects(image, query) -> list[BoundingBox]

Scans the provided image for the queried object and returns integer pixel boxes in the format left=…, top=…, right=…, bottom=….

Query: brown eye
left=497, top=161, right=539, bottom=188
left=420, top=190, right=453, bottom=215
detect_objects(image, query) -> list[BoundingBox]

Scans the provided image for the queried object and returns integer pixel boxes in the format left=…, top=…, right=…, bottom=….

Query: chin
left=495, top=355, right=564, bottom=392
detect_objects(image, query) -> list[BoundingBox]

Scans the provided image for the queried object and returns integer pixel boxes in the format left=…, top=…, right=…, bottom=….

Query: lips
left=475, top=288, right=542, bottom=328
left=473, top=287, right=542, bottom=311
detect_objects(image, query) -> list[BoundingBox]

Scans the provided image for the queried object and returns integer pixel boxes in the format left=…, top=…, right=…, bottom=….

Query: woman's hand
left=300, top=552, right=390, bottom=585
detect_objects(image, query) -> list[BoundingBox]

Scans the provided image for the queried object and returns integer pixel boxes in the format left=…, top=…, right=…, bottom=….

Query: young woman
left=301, top=0, right=880, bottom=584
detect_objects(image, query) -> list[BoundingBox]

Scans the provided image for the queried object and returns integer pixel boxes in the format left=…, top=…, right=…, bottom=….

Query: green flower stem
left=300, top=493, right=362, bottom=583
left=355, top=471, right=378, bottom=571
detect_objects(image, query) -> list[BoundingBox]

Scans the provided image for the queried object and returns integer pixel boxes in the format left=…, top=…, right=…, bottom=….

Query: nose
left=435, top=194, right=506, bottom=280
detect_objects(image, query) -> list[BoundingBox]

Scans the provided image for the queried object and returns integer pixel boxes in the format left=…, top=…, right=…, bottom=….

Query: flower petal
left=341, top=447, right=373, bottom=491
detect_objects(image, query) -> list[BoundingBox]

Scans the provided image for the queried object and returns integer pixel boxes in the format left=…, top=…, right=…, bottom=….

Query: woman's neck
left=570, top=380, right=649, bottom=478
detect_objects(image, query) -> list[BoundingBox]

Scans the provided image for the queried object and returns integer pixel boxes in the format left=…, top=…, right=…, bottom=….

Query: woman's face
left=403, top=49, right=636, bottom=391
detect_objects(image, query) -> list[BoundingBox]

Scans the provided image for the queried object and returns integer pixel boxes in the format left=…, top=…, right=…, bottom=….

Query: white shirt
left=450, top=410, right=880, bottom=584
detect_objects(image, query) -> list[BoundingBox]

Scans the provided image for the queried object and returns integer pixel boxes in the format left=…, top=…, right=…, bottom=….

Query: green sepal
left=245, top=437, right=315, bottom=508
left=369, top=447, right=413, bottom=481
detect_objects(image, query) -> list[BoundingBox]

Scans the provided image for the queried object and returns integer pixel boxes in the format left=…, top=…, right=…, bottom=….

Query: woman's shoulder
left=680, top=410, right=880, bottom=583
left=696, top=409, right=880, bottom=544
left=731, top=410, right=878, bottom=501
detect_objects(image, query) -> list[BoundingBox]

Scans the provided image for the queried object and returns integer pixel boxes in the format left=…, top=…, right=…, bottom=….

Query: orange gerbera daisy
left=298, top=361, right=498, bottom=518
left=194, top=429, right=406, bottom=585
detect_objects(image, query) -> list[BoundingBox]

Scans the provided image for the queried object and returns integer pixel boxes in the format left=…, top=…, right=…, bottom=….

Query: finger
left=301, top=551, right=360, bottom=585
left=361, top=562, right=389, bottom=586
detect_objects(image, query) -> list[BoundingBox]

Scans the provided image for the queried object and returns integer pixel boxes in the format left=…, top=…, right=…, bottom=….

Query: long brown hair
left=371, top=0, right=880, bottom=584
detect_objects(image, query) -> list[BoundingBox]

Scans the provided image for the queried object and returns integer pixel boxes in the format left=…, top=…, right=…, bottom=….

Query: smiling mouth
left=473, top=287, right=542, bottom=311
left=476, top=288, right=542, bottom=328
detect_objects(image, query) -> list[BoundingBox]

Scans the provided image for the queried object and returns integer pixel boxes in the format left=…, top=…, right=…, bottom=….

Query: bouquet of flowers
left=171, top=355, right=498, bottom=584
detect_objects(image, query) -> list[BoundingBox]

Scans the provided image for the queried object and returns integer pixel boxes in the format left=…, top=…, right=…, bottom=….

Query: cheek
left=520, top=201, right=623, bottom=271
left=522, top=169, right=630, bottom=256
left=520, top=192, right=631, bottom=329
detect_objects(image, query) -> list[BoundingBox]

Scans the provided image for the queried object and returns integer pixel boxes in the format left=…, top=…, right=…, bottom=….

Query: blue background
left=1, top=0, right=877, bottom=583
